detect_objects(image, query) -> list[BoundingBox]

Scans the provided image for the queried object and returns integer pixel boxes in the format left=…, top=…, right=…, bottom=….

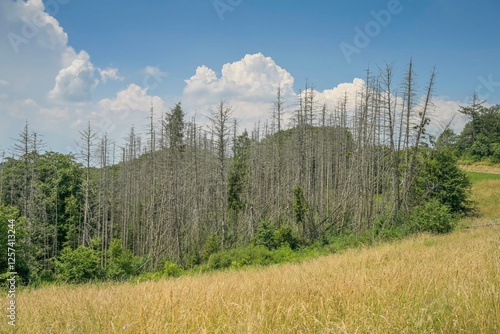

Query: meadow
left=2, top=171, right=499, bottom=333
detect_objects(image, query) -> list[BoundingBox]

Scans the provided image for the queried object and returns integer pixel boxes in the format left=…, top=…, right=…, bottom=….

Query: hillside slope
left=2, top=174, right=499, bottom=333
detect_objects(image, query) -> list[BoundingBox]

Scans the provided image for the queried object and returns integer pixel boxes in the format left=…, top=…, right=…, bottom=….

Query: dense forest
left=2, top=61, right=495, bottom=284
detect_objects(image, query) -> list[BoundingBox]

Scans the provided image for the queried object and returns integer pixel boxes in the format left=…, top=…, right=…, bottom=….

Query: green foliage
left=0, top=151, right=84, bottom=279
left=469, top=133, right=491, bottom=160
left=255, top=221, right=301, bottom=250
left=56, top=246, right=101, bottom=283
left=184, top=250, right=201, bottom=269
left=105, top=239, right=141, bottom=280
left=435, top=129, right=459, bottom=156
left=166, top=102, right=185, bottom=150
left=416, top=149, right=472, bottom=214
left=410, top=199, right=456, bottom=234
left=292, top=184, right=308, bottom=226
left=135, top=271, right=163, bottom=282
left=227, top=130, right=251, bottom=212
left=255, top=220, right=276, bottom=250
left=163, top=261, right=184, bottom=278
left=207, top=245, right=293, bottom=270
left=370, top=214, right=412, bottom=241
left=491, top=143, right=500, bottom=163
left=457, top=99, right=500, bottom=161
left=273, top=225, right=301, bottom=250
left=0, top=205, right=30, bottom=284
left=202, top=233, right=221, bottom=262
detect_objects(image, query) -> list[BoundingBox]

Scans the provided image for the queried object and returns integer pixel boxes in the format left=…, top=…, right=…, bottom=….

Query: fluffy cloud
left=0, top=1, right=467, bottom=154
left=309, top=78, right=366, bottom=110
left=183, top=53, right=296, bottom=128
left=1, top=0, right=101, bottom=105
left=48, top=50, right=98, bottom=103
left=98, top=67, right=124, bottom=83
left=0, top=0, right=74, bottom=102
left=2, top=0, right=69, bottom=54
left=98, top=83, right=165, bottom=112
left=184, top=53, right=295, bottom=102
left=93, top=84, right=167, bottom=134
left=426, top=97, right=466, bottom=136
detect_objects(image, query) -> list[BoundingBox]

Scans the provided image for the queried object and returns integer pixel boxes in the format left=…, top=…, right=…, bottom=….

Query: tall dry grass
left=2, top=175, right=499, bottom=333
left=459, top=162, right=500, bottom=174
left=2, top=225, right=498, bottom=333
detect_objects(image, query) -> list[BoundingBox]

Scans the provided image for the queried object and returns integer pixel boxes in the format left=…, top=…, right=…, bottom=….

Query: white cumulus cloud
left=182, top=53, right=296, bottom=128
left=1, top=0, right=69, bottom=53
left=98, top=67, right=124, bottom=83
left=184, top=53, right=295, bottom=103
left=48, top=50, right=98, bottom=103
left=98, top=83, right=165, bottom=112
left=311, top=78, right=366, bottom=110
left=93, top=84, right=167, bottom=134
left=426, top=97, right=466, bottom=136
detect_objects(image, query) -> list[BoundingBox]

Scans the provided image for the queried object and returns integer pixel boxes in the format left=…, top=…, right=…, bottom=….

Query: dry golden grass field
left=2, top=172, right=499, bottom=333
left=459, top=161, right=500, bottom=174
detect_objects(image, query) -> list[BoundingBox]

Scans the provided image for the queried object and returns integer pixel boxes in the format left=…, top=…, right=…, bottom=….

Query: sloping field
left=2, top=172, right=499, bottom=334
left=2, top=229, right=498, bottom=333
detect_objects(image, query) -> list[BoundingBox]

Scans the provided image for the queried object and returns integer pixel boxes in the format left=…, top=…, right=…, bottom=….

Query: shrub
left=469, top=133, right=491, bottom=160
left=207, top=246, right=275, bottom=270
left=255, top=221, right=302, bottom=250
left=105, top=239, right=141, bottom=280
left=202, top=233, right=221, bottom=262
left=273, top=225, right=301, bottom=250
left=491, top=143, right=500, bottom=163
left=410, top=199, right=456, bottom=234
left=56, top=246, right=101, bottom=283
left=135, top=271, right=163, bottom=283
left=255, top=220, right=276, bottom=250
left=415, top=149, right=472, bottom=214
left=163, top=261, right=184, bottom=278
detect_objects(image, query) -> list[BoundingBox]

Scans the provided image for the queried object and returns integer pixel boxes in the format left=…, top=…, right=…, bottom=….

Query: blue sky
left=1, top=0, right=499, bottom=154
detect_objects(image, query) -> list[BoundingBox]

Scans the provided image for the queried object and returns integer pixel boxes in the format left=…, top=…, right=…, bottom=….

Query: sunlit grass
left=465, top=180, right=500, bottom=225
left=2, top=226, right=498, bottom=333
left=461, top=165, right=500, bottom=227
left=467, top=171, right=500, bottom=183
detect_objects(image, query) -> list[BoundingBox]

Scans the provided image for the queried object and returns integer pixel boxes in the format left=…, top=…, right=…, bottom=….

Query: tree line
left=439, top=92, right=500, bottom=162
left=0, top=61, right=473, bottom=284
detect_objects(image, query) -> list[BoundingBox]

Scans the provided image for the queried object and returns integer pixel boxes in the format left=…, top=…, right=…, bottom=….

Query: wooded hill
left=0, top=61, right=473, bottom=283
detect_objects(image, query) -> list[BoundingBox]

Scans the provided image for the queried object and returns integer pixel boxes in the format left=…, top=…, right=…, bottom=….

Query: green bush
left=0, top=205, right=30, bottom=284
left=207, top=246, right=277, bottom=270
left=105, top=239, right=141, bottom=280
left=272, top=245, right=298, bottom=263
left=135, top=271, right=163, bottom=283
left=469, top=133, right=491, bottom=160
left=370, top=214, right=412, bottom=241
left=255, top=220, right=276, bottom=250
left=491, top=143, right=500, bottom=163
left=255, top=221, right=302, bottom=250
left=56, top=246, right=102, bottom=283
left=410, top=199, right=456, bottom=234
left=273, top=225, right=301, bottom=250
left=202, top=233, right=221, bottom=262
left=416, top=149, right=472, bottom=214
left=163, top=261, right=184, bottom=278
